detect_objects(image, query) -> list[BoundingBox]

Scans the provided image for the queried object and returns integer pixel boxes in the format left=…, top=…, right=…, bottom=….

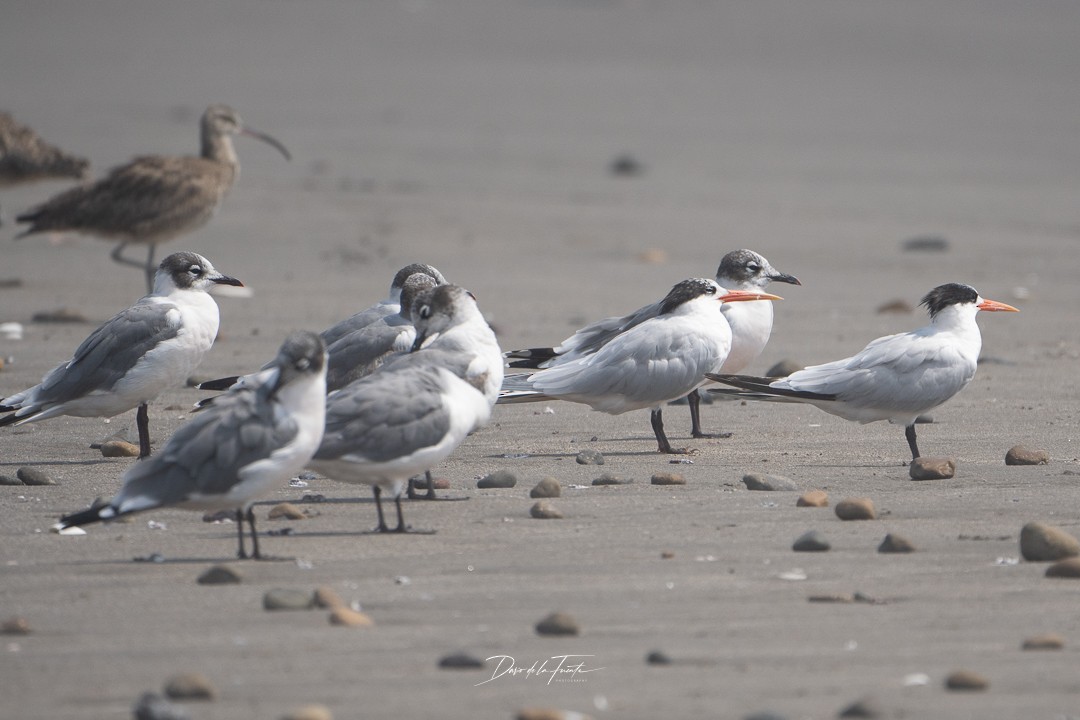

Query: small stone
left=902, top=235, right=949, bottom=252
left=55, top=526, right=87, bottom=536
left=575, top=449, right=604, bottom=465
left=530, top=477, right=562, bottom=498
left=267, top=502, right=308, bottom=520
left=517, top=709, right=595, bottom=720
left=835, top=498, right=876, bottom=521
left=909, top=457, right=956, bottom=480
left=477, top=470, right=517, bottom=489
left=0, top=475, right=21, bottom=485
left=592, top=473, right=632, bottom=486
left=328, top=607, right=375, bottom=627
left=878, top=533, right=916, bottom=553
left=279, top=705, right=333, bottom=720
left=429, top=477, right=451, bottom=490
left=530, top=500, right=564, bottom=519
left=1045, top=558, right=1080, bottom=578
left=438, top=651, right=486, bottom=669
left=1006, top=445, right=1050, bottom=466
left=202, top=510, right=233, bottom=523
left=651, top=472, right=685, bottom=486
left=797, top=490, right=829, bottom=507
left=31, top=307, right=88, bottom=323
left=645, top=650, right=672, bottom=665
left=535, top=611, right=580, bottom=636
left=196, top=565, right=242, bottom=585
left=1, top=616, right=31, bottom=635
left=807, top=593, right=855, bottom=604
left=16, top=467, right=56, bottom=486
left=100, top=440, right=140, bottom=457
left=944, top=669, right=988, bottom=691
left=876, top=299, right=913, bottom=314
left=263, top=589, right=315, bottom=611
left=660, top=551, right=675, bottom=559
left=742, top=473, right=798, bottom=491
left=1022, top=633, right=1064, bottom=651
left=765, top=359, right=803, bottom=377
left=313, top=586, right=345, bottom=609
left=133, top=692, right=191, bottom=720
left=163, top=672, right=217, bottom=700
left=793, top=530, right=830, bottom=552
left=838, top=695, right=884, bottom=718
left=1020, top=521, right=1080, bottom=561
left=610, top=153, right=644, bottom=177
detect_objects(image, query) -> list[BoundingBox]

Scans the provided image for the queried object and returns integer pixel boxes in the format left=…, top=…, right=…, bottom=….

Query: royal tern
left=500, top=278, right=782, bottom=453
left=1, top=252, right=242, bottom=458
left=505, top=250, right=799, bottom=438
left=57, top=331, right=328, bottom=560
left=707, top=283, right=1019, bottom=460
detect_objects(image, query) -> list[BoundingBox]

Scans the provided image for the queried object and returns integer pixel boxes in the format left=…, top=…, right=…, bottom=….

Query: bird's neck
left=202, top=130, right=239, bottom=166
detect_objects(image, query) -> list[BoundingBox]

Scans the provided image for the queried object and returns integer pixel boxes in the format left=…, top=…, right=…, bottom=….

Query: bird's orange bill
left=719, top=290, right=784, bottom=303
left=977, top=298, right=1020, bottom=312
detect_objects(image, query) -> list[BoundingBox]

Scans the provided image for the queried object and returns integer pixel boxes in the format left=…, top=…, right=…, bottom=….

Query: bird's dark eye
left=747, top=262, right=761, bottom=272
left=418, top=305, right=432, bottom=320
left=295, top=358, right=310, bottom=371
left=188, top=265, right=204, bottom=276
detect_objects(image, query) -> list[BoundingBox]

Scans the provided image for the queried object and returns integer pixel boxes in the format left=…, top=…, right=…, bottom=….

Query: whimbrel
left=0, top=112, right=88, bottom=225
left=16, top=105, right=289, bottom=290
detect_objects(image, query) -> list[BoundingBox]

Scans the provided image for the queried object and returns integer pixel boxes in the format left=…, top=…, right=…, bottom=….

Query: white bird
left=505, top=249, right=800, bottom=438
left=56, top=331, right=328, bottom=560
left=309, top=284, right=503, bottom=532
left=500, top=278, right=782, bottom=453
left=1, top=251, right=242, bottom=457
left=707, top=283, right=1019, bottom=460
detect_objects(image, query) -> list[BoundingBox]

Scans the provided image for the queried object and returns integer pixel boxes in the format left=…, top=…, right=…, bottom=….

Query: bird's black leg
left=652, top=408, right=689, bottom=454
left=235, top=509, right=249, bottom=559
left=407, top=471, right=437, bottom=500
left=905, top=424, right=921, bottom=460
left=392, top=495, right=407, bottom=533
left=688, top=390, right=733, bottom=439
left=372, top=486, right=390, bottom=532
left=246, top=507, right=263, bottom=560
left=136, top=403, right=151, bottom=458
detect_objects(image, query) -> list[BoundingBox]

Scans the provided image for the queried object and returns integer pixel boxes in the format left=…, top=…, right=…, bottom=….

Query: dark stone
left=765, top=359, right=803, bottom=378
left=17, top=467, right=56, bottom=486
left=742, top=473, right=798, bottom=491
left=477, top=470, right=517, bottom=489
left=878, top=533, right=916, bottom=553
left=438, top=651, right=486, bottom=669
left=575, top=449, right=604, bottom=465
left=793, top=530, right=830, bottom=552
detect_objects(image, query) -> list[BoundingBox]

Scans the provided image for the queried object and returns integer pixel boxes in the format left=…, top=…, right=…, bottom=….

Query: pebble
left=268, top=502, right=310, bottom=520
left=742, top=473, right=798, bottom=491
left=1006, top=445, right=1050, bottom=466
left=202, top=510, right=233, bottom=523
left=313, top=586, right=345, bottom=609
left=0, top=474, right=21, bottom=485
left=592, top=473, right=632, bottom=486
left=796, top=490, right=828, bottom=507
left=263, top=589, right=315, bottom=611
left=1022, top=633, right=1064, bottom=651
left=0, top=321, right=24, bottom=340
left=645, top=650, right=672, bottom=665
left=944, top=669, right=988, bottom=691
left=31, top=307, right=88, bottom=323
left=530, top=500, right=564, bottom=519
left=100, top=440, right=140, bottom=458
left=876, top=299, right=913, bottom=314
left=328, top=607, right=374, bottom=627
left=1, top=616, right=31, bottom=635
left=17, top=467, right=56, bottom=486
left=908, top=457, right=955, bottom=480
left=609, top=153, right=644, bottom=177
left=133, top=692, right=191, bottom=720
left=196, top=565, right=242, bottom=585
left=530, top=477, right=562, bottom=498
left=765, top=359, right=803, bottom=377
left=163, top=672, right=217, bottom=700
left=878, top=533, right=916, bottom=553
left=477, top=470, right=517, bottom=489
left=1019, top=521, right=1080, bottom=561
left=56, top=526, right=87, bottom=536
left=837, top=696, right=884, bottom=718
left=792, top=530, right=830, bottom=552
left=1044, top=558, right=1080, bottom=578
left=429, top=477, right=451, bottom=490
left=517, top=709, right=594, bottom=720
left=835, top=498, right=876, bottom=521
left=650, top=472, right=685, bottom=486
left=902, top=235, right=949, bottom=252
left=575, top=450, right=604, bottom=466
left=807, top=593, right=854, bottom=604
left=279, top=705, right=333, bottom=720
left=438, top=651, right=486, bottom=669
left=535, top=611, right=580, bottom=636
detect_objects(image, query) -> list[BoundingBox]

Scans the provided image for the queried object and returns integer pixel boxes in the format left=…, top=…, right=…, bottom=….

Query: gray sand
left=2, top=2, right=1079, bottom=718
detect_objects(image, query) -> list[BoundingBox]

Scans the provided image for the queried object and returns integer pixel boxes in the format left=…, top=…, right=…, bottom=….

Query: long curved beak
left=977, top=298, right=1020, bottom=312
left=720, top=290, right=783, bottom=303
left=241, top=126, right=292, bottom=161
left=769, top=271, right=802, bottom=286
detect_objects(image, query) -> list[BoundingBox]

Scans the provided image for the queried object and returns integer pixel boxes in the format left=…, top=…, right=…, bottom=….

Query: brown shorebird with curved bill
left=0, top=112, right=89, bottom=225
left=15, top=105, right=290, bottom=290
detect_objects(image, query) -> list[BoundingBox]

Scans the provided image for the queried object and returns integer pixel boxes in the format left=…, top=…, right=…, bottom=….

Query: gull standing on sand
left=0, top=252, right=243, bottom=458
left=707, top=283, right=1019, bottom=460
left=15, top=104, right=290, bottom=290
left=499, top=278, right=782, bottom=453
left=505, top=249, right=800, bottom=438
left=309, top=284, right=503, bottom=532
left=56, top=331, right=327, bottom=560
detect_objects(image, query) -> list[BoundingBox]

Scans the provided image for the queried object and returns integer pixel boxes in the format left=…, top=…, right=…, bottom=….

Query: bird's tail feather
left=57, top=503, right=120, bottom=529
left=196, top=375, right=240, bottom=391
left=705, top=373, right=837, bottom=402
left=504, top=347, right=557, bottom=369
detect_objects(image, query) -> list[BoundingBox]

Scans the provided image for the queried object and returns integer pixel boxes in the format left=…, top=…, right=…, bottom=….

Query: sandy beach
left=2, top=2, right=1080, bottom=718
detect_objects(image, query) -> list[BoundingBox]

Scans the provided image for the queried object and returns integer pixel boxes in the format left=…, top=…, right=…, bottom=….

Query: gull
left=499, top=278, right=782, bottom=453
left=15, top=105, right=290, bottom=290
left=707, top=283, right=1019, bottom=460
left=1, top=251, right=242, bottom=458
left=505, top=249, right=800, bottom=438
left=309, top=284, right=503, bottom=532
left=56, top=331, right=327, bottom=560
